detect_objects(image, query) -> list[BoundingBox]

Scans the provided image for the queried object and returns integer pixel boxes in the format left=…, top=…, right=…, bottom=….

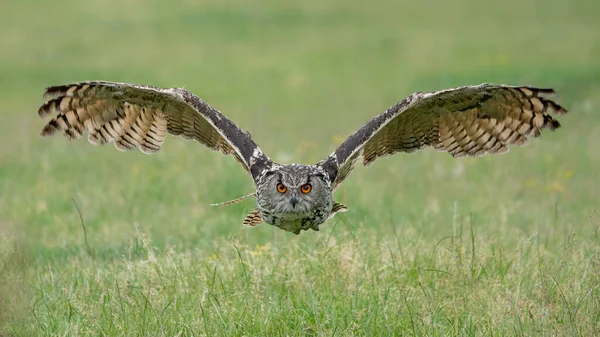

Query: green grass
left=1, top=0, right=600, bottom=335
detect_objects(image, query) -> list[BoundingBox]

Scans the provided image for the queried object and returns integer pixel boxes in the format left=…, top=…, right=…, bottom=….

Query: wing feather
left=317, top=83, right=568, bottom=190
left=38, top=81, right=272, bottom=181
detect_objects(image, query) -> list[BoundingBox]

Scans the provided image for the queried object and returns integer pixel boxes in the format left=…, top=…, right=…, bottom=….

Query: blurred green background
left=1, top=0, right=599, bottom=335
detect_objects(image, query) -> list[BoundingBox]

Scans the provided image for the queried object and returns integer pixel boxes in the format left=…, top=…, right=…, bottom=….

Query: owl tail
left=242, top=208, right=263, bottom=227
left=210, top=192, right=256, bottom=206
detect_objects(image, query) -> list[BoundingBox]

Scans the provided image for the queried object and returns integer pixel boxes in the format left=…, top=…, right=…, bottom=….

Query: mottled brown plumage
left=318, top=84, right=567, bottom=190
left=37, top=81, right=568, bottom=235
left=38, top=81, right=272, bottom=179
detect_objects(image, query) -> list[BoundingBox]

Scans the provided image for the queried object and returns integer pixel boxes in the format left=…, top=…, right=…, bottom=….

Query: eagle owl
left=37, top=81, right=567, bottom=235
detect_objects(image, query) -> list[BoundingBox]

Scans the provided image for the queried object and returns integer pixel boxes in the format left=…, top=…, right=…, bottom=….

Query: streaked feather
left=242, top=208, right=263, bottom=227
left=37, top=81, right=273, bottom=181
left=318, top=84, right=568, bottom=190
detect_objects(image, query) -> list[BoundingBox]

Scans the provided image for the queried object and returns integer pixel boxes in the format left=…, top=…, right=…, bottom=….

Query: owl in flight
left=38, top=81, right=567, bottom=235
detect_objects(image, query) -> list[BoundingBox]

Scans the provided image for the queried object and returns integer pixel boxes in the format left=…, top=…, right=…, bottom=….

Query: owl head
left=256, top=164, right=332, bottom=216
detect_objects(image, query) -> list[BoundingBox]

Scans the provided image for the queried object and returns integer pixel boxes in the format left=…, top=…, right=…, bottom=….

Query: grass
left=1, top=0, right=599, bottom=335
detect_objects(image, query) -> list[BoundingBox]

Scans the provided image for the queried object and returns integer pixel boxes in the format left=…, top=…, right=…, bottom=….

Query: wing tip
left=553, top=104, right=569, bottom=116
left=545, top=117, right=561, bottom=131
left=38, top=102, right=52, bottom=118
left=42, top=84, right=78, bottom=100
left=533, top=87, right=556, bottom=95
left=517, top=86, right=556, bottom=97
left=41, top=80, right=112, bottom=100
left=40, top=124, right=57, bottom=137
left=43, top=86, right=63, bottom=100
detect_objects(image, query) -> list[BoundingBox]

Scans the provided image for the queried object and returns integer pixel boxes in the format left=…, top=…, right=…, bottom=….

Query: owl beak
left=289, top=193, right=298, bottom=208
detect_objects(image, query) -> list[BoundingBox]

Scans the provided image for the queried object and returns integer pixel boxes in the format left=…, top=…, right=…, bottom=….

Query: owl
left=37, top=81, right=567, bottom=235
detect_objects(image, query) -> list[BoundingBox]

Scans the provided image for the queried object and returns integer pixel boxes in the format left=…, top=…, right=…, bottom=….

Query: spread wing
left=38, top=81, right=273, bottom=181
left=317, top=83, right=568, bottom=190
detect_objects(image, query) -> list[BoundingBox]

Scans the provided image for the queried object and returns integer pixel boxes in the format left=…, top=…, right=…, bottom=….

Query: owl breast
left=257, top=200, right=332, bottom=235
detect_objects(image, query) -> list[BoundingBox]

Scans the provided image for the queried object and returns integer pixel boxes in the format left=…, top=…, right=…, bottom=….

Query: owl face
left=256, top=164, right=332, bottom=219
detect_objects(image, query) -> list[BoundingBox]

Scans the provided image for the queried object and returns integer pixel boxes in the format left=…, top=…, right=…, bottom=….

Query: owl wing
left=317, top=83, right=568, bottom=190
left=38, top=81, right=273, bottom=181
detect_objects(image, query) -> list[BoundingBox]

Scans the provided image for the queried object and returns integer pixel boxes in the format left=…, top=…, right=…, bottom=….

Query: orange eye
left=276, top=183, right=287, bottom=193
left=301, top=184, right=312, bottom=194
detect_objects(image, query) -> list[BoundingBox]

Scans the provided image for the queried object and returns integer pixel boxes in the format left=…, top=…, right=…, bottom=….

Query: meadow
left=1, top=0, right=599, bottom=335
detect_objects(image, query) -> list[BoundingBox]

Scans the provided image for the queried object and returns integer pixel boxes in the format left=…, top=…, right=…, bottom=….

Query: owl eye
left=276, top=183, right=287, bottom=193
left=301, top=184, right=312, bottom=194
